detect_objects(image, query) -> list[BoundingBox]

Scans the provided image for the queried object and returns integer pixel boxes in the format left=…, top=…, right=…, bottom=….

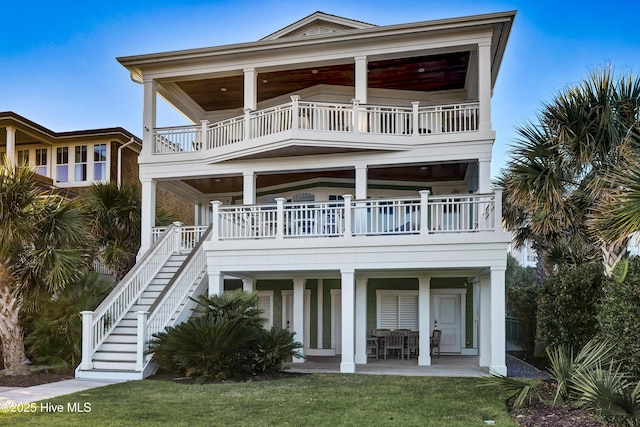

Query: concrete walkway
left=0, top=378, right=127, bottom=405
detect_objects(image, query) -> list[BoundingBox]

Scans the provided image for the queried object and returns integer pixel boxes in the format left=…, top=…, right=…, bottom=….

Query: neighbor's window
left=94, top=144, right=107, bottom=181
left=56, top=147, right=69, bottom=182
left=74, top=145, right=87, bottom=181
left=35, top=148, right=47, bottom=176
left=17, top=150, right=29, bottom=168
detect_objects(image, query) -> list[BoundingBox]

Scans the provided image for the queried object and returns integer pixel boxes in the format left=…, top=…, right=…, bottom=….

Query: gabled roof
left=260, top=11, right=375, bottom=41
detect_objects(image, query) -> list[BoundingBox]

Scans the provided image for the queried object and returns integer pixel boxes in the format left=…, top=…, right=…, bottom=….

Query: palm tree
left=0, top=161, right=89, bottom=375
left=85, top=182, right=175, bottom=281
left=501, top=67, right=640, bottom=277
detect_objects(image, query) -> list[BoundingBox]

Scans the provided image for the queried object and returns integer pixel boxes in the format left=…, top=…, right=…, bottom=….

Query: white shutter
left=257, top=292, right=273, bottom=329
left=379, top=294, right=399, bottom=329
left=398, top=294, right=418, bottom=330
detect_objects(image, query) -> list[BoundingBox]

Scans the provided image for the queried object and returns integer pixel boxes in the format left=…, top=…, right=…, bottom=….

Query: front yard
left=0, top=374, right=515, bottom=426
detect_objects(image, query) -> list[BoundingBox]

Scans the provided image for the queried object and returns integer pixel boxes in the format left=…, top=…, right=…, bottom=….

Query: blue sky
left=2, top=0, right=639, bottom=177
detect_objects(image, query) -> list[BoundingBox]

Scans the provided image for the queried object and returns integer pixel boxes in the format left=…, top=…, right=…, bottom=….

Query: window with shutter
left=377, top=291, right=418, bottom=330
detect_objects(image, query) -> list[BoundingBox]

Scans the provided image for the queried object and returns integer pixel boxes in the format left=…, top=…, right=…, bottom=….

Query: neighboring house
left=0, top=111, right=193, bottom=223
left=509, top=239, right=538, bottom=268
left=77, top=10, right=515, bottom=379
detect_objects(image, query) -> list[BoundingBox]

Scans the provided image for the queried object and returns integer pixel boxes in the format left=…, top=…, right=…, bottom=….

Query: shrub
left=150, top=290, right=302, bottom=381
left=23, top=271, right=114, bottom=373
left=537, top=263, right=603, bottom=349
left=150, top=316, right=259, bottom=381
left=598, top=257, right=640, bottom=380
left=255, top=327, right=303, bottom=375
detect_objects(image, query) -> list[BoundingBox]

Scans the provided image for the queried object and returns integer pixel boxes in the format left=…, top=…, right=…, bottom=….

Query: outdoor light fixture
left=417, top=67, right=425, bottom=73
left=220, top=87, right=227, bottom=92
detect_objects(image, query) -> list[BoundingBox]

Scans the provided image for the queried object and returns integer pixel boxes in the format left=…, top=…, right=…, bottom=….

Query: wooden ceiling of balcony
left=175, top=52, right=470, bottom=112
left=181, top=162, right=469, bottom=194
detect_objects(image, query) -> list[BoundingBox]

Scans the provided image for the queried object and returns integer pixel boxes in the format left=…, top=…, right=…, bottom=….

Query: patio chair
left=405, top=330, right=419, bottom=358
left=367, top=337, right=379, bottom=359
left=383, top=331, right=405, bottom=360
left=430, top=329, right=442, bottom=358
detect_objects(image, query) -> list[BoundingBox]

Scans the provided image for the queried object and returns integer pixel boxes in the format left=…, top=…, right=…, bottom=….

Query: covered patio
left=287, top=355, right=485, bottom=377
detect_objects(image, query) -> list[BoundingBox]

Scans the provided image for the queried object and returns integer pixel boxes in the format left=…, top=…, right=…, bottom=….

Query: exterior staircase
left=76, top=223, right=211, bottom=380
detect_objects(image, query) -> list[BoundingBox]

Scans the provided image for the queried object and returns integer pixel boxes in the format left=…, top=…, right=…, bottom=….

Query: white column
left=244, top=68, right=257, bottom=111
left=293, top=277, right=305, bottom=362
left=478, top=274, right=491, bottom=367
left=5, top=126, right=16, bottom=167
left=242, top=278, right=255, bottom=292
left=490, top=267, right=507, bottom=376
left=355, top=166, right=368, bottom=200
left=317, top=279, right=324, bottom=349
left=340, top=269, right=356, bottom=373
left=80, top=311, right=94, bottom=370
left=478, top=159, right=491, bottom=193
left=354, top=56, right=368, bottom=104
left=142, top=78, right=157, bottom=159
left=135, top=311, right=148, bottom=371
left=243, top=171, right=256, bottom=205
left=354, top=276, right=367, bottom=364
left=139, top=178, right=156, bottom=256
left=418, top=274, right=432, bottom=366
left=208, top=270, right=224, bottom=296
left=477, top=42, right=492, bottom=133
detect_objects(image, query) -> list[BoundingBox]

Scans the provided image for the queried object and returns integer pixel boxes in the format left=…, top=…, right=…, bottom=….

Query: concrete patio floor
left=287, top=355, right=486, bottom=377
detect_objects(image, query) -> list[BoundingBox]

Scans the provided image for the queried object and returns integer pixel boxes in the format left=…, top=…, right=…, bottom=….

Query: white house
left=77, top=10, right=515, bottom=379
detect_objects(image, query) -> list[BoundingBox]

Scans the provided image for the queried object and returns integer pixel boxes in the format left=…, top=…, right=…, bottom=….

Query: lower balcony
left=204, top=191, right=500, bottom=241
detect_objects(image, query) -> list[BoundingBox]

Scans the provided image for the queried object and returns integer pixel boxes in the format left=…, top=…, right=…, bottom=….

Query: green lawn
left=0, top=374, right=516, bottom=426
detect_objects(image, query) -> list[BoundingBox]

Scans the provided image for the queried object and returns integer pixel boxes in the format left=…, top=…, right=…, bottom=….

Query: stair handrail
left=144, top=224, right=212, bottom=363
left=87, top=223, right=182, bottom=359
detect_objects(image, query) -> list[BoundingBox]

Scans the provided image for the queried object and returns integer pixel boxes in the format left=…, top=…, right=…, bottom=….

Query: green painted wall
left=322, top=279, right=341, bottom=349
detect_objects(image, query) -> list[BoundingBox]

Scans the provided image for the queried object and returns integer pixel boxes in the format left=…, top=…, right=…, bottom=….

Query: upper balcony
left=151, top=97, right=480, bottom=163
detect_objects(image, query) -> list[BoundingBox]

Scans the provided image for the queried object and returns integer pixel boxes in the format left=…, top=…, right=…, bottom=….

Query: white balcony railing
left=206, top=191, right=501, bottom=241
left=152, top=98, right=480, bottom=154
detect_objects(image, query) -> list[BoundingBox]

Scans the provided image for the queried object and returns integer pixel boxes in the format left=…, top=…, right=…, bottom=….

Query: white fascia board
left=137, top=136, right=495, bottom=181
left=203, top=234, right=511, bottom=275
left=118, top=11, right=514, bottom=70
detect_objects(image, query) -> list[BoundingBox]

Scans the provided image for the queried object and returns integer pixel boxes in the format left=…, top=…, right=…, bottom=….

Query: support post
left=418, top=274, right=432, bottom=366
left=139, top=178, right=156, bottom=256
left=276, top=197, right=286, bottom=239
left=80, top=311, right=94, bottom=370
left=479, top=274, right=491, bottom=367
left=419, top=190, right=430, bottom=235
left=173, top=221, right=183, bottom=253
left=293, top=277, right=305, bottom=363
left=342, top=195, right=353, bottom=238
left=199, top=120, right=209, bottom=150
left=135, top=311, right=148, bottom=371
left=243, top=68, right=257, bottom=111
left=493, top=186, right=504, bottom=232
left=5, top=126, right=16, bottom=167
left=291, top=95, right=300, bottom=130
left=354, top=276, right=367, bottom=364
left=242, top=278, right=255, bottom=292
left=243, top=172, right=256, bottom=205
left=243, top=108, right=252, bottom=141
left=489, top=267, right=507, bottom=376
left=411, top=101, right=420, bottom=136
left=210, top=201, right=222, bottom=240
left=340, top=269, right=356, bottom=373
left=142, top=78, right=157, bottom=159
left=477, top=42, right=492, bottom=133
left=208, top=271, right=224, bottom=296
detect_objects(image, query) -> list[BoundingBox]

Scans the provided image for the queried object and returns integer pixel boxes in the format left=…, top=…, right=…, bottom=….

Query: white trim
left=330, top=289, right=341, bottom=353
left=281, top=289, right=311, bottom=349
left=317, top=279, right=324, bottom=349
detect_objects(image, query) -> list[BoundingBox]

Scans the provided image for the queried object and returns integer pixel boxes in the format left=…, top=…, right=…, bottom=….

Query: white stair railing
left=79, top=222, right=182, bottom=371
left=144, top=224, right=213, bottom=364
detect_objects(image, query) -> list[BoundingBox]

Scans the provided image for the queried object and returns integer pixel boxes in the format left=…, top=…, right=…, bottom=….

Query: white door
left=432, top=293, right=462, bottom=353
left=282, top=290, right=310, bottom=349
